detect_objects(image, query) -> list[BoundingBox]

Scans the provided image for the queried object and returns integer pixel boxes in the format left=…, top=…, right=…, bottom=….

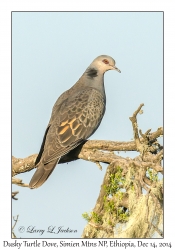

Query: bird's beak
left=113, top=66, right=121, bottom=73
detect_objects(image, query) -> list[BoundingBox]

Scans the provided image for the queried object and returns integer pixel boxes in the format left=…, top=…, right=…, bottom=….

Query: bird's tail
left=29, top=158, right=59, bottom=189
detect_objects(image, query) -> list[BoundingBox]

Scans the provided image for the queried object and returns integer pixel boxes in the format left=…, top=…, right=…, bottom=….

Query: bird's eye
left=102, top=59, right=109, bottom=64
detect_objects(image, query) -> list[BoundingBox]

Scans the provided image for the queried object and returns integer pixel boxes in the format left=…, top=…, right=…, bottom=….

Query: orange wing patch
left=58, top=117, right=84, bottom=142
left=58, top=125, right=70, bottom=135
left=59, top=118, right=81, bottom=134
left=69, top=118, right=76, bottom=125
left=60, top=120, right=68, bottom=126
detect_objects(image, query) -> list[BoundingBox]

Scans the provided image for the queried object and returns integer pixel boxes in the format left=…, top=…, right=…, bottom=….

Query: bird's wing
left=35, top=125, right=50, bottom=165
left=29, top=88, right=105, bottom=189
left=41, top=88, right=105, bottom=164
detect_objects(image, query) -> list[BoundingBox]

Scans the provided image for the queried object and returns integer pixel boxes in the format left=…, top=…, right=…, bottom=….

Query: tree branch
left=12, top=128, right=163, bottom=178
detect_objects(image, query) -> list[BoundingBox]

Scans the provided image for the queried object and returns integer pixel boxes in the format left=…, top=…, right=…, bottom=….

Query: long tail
left=29, top=158, right=59, bottom=189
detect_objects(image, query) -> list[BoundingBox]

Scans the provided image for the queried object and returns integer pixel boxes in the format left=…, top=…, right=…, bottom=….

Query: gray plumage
left=29, top=55, right=121, bottom=189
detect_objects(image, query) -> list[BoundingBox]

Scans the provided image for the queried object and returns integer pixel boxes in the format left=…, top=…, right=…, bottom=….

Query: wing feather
left=41, top=88, right=105, bottom=164
left=30, top=88, right=105, bottom=188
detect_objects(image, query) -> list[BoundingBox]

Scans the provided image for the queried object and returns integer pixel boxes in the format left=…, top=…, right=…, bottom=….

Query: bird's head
left=90, top=55, right=121, bottom=74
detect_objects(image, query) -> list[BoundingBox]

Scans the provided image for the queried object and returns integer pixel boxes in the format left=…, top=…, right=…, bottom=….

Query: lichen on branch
left=81, top=104, right=163, bottom=238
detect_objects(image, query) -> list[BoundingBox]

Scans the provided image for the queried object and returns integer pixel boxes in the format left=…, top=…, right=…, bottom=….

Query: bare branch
left=149, top=127, right=163, bottom=141
left=12, top=154, right=37, bottom=176
left=129, top=103, right=144, bottom=152
left=151, top=223, right=163, bottom=237
left=12, top=215, right=20, bottom=238
left=12, top=177, right=29, bottom=187
left=12, top=191, right=19, bottom=200
left=12, top=215, right=19, bottom=230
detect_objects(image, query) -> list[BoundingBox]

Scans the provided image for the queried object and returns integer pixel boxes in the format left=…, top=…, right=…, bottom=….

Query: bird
left=29, top=55, right=121, bottom=189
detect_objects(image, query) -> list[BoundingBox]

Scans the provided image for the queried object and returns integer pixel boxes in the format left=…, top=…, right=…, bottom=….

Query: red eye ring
left=102, top=59, right=109, bottom=64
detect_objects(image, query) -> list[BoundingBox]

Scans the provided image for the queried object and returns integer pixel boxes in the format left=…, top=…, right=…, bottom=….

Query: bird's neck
left=74, top=67, right=105, bottom=95
left=86, top=68, right=105, bottom=94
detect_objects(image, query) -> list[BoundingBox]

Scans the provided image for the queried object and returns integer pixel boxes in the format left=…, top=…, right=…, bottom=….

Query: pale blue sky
left=12, top=12, right=163, bottom=238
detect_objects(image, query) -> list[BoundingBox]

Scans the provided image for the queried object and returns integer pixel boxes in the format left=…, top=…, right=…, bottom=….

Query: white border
left=0, top=0, right=175, bottom=247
